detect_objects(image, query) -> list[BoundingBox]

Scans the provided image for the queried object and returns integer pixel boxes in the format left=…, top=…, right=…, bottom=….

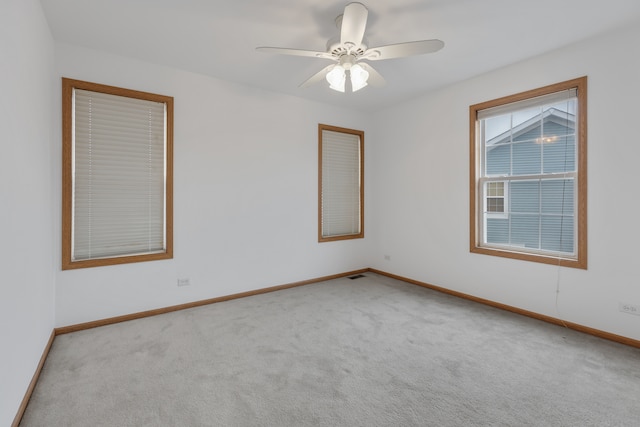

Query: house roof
left=487, top=108, right=576, bottom=148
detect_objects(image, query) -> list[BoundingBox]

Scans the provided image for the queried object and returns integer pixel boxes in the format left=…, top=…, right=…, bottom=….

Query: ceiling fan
left=256, top=2, right=444, bottom=93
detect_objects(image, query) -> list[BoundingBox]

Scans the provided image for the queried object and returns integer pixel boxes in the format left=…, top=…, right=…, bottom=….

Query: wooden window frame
left=62, top=78, right=174, bottom=270
left=318, top=124, right=365, bottom=242
left=469, top=77, right=587, bottom=269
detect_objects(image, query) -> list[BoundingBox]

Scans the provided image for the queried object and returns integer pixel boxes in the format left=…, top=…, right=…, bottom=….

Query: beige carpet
left=21, top=273, right=640, bottom=426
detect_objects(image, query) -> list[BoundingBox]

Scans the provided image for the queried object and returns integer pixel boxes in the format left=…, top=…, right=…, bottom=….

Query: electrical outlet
left=177, top=278, right=190, bottom=287
left=384, top=255, right=391, bottom=261
left=619, top=303, right=640, bottom=316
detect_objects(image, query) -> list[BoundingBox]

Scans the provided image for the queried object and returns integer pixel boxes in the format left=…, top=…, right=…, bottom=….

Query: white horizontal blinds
left=481, top=88, right=577, bottom=255
left=321, top=130, right=361, bottom=237
left=477, top=88, right=577, bottom=120
left=73, top=89, right=166, bottom=260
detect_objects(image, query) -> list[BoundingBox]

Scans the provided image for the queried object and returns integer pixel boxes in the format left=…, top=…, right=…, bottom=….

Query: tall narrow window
left=62, top=78, right=173, bottom=269
left=318, top=124, right=364, bottom=242
left=470, top=77, right=587, bottom=269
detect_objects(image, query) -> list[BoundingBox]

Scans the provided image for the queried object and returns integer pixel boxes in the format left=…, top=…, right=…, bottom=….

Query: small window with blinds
left=62, top=78, right=173, bottom=269
left=470, top=77, right=587, bottom=269
left=318, top=124, right=364, bottom=242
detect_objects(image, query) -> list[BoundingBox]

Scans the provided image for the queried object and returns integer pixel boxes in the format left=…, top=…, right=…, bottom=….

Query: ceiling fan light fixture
left=326, top=65, right=346, bottom=92
left=257, top=2, right=444, bottom=93
left=350, top=64, right=369, bottom=92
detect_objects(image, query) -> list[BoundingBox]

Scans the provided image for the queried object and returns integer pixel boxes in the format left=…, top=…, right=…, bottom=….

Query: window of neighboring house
left=485, top=181, right=508, bottom=217
left=318, top=124, right=364, bottom=242
left=470, top=77, right=587, bottom=269
left=62, top=78, right=173, bottom=269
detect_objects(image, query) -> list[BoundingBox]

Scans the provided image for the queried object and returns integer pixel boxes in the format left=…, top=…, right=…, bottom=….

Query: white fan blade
left=340, top=2, right=368, bottom=48
left=363, top=39, right=444, bottom=60
left=357, top=62, right=386, bottom=87
left=256, top=47, right=334, bottom=60
left=299, top=64, right=337, bottom=88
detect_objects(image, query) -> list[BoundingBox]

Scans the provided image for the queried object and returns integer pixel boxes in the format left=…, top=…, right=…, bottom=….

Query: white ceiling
left=40, top=0, right=640, bottom=112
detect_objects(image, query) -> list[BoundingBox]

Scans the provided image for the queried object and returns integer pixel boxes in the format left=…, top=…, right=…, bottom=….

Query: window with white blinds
left=470, top=77, right=587, bottom=269
left=62, top=78, right=173, bottom=269
left=318, top=124, right=364, bottom=241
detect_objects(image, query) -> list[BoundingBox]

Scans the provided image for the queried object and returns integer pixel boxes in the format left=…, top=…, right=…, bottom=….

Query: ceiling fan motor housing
left=326, top=37, right=368, bottom=59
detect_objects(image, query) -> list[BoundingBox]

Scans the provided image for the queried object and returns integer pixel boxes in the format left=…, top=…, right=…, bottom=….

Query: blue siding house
left=484, top=108, right=576, bottom=254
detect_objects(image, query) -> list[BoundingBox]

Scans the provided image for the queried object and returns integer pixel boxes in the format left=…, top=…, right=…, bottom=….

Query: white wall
left=3, top=3, right=637, bottom=423
left=53, top=44, right=372, bottom=327
left=370, top=21, right=640, bottom=341
left=5, top=8, right=640, bottom=422
left=0, top=0, right=55, bottom=425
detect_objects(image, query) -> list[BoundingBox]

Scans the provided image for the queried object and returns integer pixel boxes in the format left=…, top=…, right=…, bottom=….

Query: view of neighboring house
left=483, top=107, right=576, bottom=254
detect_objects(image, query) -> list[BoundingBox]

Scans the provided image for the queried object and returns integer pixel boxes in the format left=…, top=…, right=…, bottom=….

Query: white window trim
left=483, top=180, right=509, bottom=219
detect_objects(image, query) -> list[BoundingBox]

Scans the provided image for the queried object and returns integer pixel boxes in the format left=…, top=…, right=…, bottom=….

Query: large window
left=470, top=77, right=587, bottom=269
left=62, top=78, right=173, bottom=269
left=318, top=124, right=364, bottom=242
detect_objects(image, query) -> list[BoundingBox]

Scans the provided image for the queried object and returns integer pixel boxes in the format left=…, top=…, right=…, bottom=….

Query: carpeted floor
left=20, top=273, right=640, bottom=426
